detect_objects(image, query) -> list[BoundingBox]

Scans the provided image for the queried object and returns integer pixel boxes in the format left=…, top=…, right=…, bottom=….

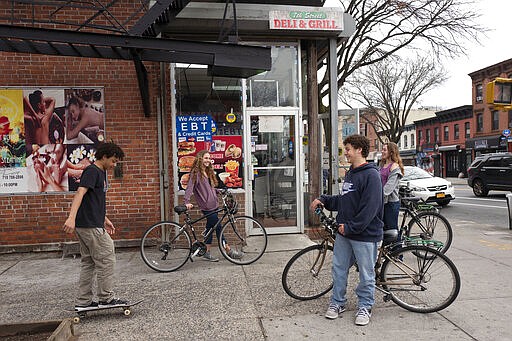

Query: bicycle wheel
left=380, top=245, right=460, bottom=313
left=140, top=221, right=191, bottom=272
left=282, top=244, right=334, bottom=300
left=219, top=216, right=267, bottom=265
left=407, top=211, right=453, bottom=253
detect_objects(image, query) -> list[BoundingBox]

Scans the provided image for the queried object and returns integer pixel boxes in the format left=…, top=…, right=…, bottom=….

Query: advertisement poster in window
left=0, top=87, right=105, bottom=194
left=177, top=135, right=243, bottom=190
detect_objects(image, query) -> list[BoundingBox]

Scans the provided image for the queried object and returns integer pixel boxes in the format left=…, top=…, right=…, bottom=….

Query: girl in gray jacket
left=379, top=142, right=404, bottom=231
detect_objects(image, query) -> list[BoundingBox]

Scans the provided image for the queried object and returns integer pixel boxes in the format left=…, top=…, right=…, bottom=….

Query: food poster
left=0, top=87, right=104, bottom=194
left=177, top=135, right=243, bottom=190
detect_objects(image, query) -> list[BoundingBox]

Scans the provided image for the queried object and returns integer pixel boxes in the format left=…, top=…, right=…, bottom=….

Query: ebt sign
left=269, top=9, right=343, bottom=31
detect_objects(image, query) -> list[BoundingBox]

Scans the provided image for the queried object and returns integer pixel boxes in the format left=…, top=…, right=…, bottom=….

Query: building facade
left=467, top=58, right=512, bottom=157
left=0, top=1, right=353, bottom=250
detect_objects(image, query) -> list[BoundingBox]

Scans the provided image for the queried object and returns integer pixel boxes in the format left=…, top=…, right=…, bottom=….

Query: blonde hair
left=190, top=150, right=218, bottom=187
left=381, top=142, right=404, bottom=175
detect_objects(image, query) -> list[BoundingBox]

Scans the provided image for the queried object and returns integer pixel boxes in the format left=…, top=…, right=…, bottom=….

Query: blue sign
left=503, top=129, right=511, bottom=137
left=176, top=114, right=214, bottom=141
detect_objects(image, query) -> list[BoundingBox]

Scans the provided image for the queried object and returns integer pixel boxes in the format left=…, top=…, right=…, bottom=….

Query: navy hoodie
left=320, top=162, right=384, bottom=243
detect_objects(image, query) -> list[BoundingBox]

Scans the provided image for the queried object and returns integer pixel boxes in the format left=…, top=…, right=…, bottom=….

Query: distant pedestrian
left=63, top=142, right=127, bottom=311
left=310, top=134, right=383, bottom=326
left=379, top=142, right=404, bottom=233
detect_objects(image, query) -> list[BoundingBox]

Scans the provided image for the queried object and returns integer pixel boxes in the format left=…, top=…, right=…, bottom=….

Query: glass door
left=246, top=110, right=301, bottom=234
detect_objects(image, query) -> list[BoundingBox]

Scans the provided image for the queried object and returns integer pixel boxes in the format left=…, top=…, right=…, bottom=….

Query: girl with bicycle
left=380, top=142, right=404, bottom=233
left=184, top=150, right=243, bottom=262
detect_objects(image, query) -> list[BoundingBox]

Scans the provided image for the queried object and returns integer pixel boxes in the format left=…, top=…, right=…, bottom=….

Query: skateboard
left=69, top=299, right=144, bottom=323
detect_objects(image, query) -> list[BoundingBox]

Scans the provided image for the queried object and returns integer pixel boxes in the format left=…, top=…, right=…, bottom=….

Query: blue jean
left=331, top=235, right=378, bottom=310
left=383, top=201, right=400, bottom=230
left=202, top=210, right=226, bottom=246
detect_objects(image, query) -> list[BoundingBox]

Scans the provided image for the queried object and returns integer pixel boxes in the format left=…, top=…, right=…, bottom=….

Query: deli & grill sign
left=269, top=9, right=343, bottom=31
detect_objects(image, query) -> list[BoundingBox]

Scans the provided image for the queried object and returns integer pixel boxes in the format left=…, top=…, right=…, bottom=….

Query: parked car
left=399, top=166, right=455, bottom=206
left=467, top=152, right=512, bottom=197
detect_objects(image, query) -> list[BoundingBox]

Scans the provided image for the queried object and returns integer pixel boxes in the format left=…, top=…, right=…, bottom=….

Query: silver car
left=399, top=166, right=455, bottom=206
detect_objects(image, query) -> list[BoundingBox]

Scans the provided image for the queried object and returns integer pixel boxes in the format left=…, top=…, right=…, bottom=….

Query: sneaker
left=325, top=303, right=346, bottom=319
left=74, top=301, right=98, bottom=311
left=355, top=307, right=371, bottom=326
left=227, top=249, right=244, bottom=259
left=99, top=298, right=129, bottom=307
left=202, top=251, right=219, bottom=262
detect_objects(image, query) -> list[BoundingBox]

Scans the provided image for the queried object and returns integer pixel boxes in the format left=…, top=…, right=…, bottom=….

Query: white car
left=399, top=166, right=455, bottom=206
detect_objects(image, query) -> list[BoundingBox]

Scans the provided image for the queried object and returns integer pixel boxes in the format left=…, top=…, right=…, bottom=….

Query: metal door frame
left=243, top=107, right=303, bottom=234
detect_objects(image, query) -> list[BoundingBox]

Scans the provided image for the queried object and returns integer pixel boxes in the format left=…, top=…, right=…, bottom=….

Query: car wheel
left=472, top=179, right=488, bottom=197
left=437, top=199, right=450, bottom=207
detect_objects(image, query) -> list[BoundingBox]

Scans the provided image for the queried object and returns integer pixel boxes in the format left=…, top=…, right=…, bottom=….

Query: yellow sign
left=226, top=112, right=236, bottom=123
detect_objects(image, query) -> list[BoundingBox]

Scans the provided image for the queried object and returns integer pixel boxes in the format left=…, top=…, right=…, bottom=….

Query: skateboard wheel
left=73, top=316, right=80, bottom=323
left=124, top=309, right=131, bottom=316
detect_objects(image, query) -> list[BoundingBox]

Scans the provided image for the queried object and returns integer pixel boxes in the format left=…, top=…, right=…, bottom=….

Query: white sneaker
left=325, top=303, right=346, bottom=319
left=355, top=307, right=371, bottom=326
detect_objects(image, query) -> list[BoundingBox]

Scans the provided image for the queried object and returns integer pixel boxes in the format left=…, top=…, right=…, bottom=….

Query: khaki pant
left=75, top=227, right=116, bottom=305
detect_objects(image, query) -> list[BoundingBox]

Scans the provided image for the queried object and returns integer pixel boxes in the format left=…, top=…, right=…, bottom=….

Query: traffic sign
left=503, top=129, right=511, bottom=137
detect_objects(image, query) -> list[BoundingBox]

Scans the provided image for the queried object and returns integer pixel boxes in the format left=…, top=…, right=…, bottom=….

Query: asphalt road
left=441, top=183, right=511, bottom=230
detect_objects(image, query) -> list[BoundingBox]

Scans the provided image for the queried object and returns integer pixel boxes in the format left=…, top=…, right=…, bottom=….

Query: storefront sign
left=0, top=87, right=105, bottom=194
left=269, top=9, right=343, bottom=31
left=176, top=114, right=214, bottom=141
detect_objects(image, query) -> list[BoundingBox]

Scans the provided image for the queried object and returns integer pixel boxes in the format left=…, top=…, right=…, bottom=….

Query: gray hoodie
left=383, top=167, right=403, bottom=204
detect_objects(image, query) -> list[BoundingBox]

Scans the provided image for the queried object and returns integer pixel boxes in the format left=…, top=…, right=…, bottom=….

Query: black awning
left=0, top=24, right=270, bottom=71
left=0, top=1, right=272, bottom=116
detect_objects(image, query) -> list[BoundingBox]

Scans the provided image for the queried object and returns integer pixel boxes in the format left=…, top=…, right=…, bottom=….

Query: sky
left=324, top=0, right=512, bottom=110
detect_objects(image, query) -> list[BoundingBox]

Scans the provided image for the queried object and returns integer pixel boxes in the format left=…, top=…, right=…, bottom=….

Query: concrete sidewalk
left=1, top=228, right=511, bottom=340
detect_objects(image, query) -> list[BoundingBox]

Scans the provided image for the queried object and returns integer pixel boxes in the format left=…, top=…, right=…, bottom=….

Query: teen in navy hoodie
left=310, top=134, right=383, bottom=326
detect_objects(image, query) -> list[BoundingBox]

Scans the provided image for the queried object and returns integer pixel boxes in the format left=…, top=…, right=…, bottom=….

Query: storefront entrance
left=245, top=109, right=302, bottom=234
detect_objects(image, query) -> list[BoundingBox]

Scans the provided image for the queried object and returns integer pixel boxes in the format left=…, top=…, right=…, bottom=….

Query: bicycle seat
left=174, top=205, right=188, bottom=214
left=383, top=229, right=398, bottom=245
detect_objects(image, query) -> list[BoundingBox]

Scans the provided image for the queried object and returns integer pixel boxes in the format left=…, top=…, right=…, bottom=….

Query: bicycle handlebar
left=314, top=204, right=337, bottom=237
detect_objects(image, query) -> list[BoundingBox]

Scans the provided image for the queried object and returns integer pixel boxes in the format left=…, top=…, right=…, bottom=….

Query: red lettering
left=273, top=19, right=281, bottom=28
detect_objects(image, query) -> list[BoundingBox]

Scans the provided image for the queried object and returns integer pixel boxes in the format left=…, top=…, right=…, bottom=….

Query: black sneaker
left=75, top=301, right=98, bottom=311
left=99, top=298, right=129, bottom=307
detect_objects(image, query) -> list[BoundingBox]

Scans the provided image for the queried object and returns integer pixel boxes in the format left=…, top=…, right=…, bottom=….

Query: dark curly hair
left=343, top=134, right=370, bottom=158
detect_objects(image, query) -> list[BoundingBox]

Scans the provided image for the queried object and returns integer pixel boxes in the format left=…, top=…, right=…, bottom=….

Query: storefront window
left=247, top=46, right=298, bottom=107
left=175, top=65, right=244, bottom=190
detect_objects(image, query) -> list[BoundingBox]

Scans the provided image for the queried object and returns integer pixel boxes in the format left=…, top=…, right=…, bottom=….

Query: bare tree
left=339, top=55, right=447, bottom=143
left=319, top=0, right=484, bottom=98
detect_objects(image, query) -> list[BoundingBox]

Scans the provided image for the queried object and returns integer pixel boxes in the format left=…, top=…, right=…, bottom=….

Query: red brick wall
left=0, top=52, right=165, bottom=246
left=439, top=118, right=471, bottom=147
left=470, top=58, right=512, bottom=137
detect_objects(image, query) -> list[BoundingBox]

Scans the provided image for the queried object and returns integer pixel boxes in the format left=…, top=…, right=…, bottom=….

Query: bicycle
left=399, top=192, right=453, bottom=254
left=140, top=189, right=268, bottom=272
left=281, top=206, right=461, bottom=313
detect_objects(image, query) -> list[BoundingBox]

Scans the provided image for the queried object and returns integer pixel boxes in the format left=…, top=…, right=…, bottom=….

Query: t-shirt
left=76, top=164, right=107, bottom=228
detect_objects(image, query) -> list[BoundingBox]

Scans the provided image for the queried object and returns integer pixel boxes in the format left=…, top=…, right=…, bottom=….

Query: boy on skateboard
left=63, top=142, right=128, bottom=311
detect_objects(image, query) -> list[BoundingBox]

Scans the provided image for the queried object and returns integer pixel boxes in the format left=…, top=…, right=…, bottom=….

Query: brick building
left=0, top=1, right=351, bottom=250
left=467, top=58, right=512, bottom=156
